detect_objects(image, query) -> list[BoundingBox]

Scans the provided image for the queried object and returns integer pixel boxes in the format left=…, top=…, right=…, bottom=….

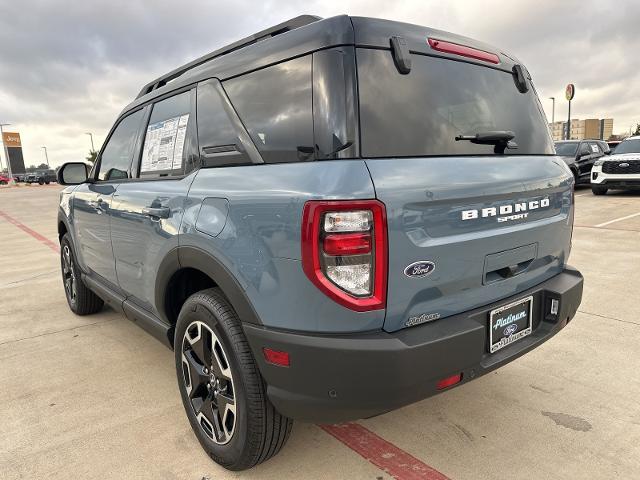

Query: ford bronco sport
left=56, top=15, right=584, bottom=470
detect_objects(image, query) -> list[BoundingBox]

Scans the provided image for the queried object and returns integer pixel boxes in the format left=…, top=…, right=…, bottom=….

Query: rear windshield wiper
left=455, top=131, right=518, bottom=154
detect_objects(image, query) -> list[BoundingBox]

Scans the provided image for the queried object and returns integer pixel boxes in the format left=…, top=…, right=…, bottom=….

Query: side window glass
left=196, top=80, right=251, bottom=167
left=579, top=143, right=591, bottom=156
left=223, top=56, right=314, bottom=163
left=98, top=109, right=144, bottom=181
left=140, top=91, right=192, bottom=177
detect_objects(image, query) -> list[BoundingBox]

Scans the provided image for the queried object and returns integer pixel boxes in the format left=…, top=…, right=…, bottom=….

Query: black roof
left=122, top=15, right=521, bottom=115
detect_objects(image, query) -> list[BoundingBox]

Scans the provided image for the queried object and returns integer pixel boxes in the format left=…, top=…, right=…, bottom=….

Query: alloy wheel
left=62, top=245, right=77, bottom=304
left=181, top=321, right=237, bottom=445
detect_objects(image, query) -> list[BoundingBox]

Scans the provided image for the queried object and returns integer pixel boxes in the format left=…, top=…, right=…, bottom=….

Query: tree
left=633, top=124, right=640, bottom=136
left=37, top=163, right=49, bottom=170
left=86, top=150, right=98, bottom=163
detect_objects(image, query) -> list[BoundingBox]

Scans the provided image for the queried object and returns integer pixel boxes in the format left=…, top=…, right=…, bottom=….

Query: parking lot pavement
left=1, top=185, right=639, bottom=480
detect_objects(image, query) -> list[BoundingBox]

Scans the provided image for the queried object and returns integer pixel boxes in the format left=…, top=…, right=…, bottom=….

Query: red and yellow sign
left=565, top=84, right=575, bottom=101
left=2, top=132, right=21, bottom=148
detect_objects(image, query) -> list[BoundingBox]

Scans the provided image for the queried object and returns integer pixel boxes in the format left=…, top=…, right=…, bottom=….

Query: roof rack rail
left=135, top=15, right=322, bottom=99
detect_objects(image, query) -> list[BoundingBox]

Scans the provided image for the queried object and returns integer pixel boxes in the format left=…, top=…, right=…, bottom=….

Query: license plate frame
left=488, top=295, right=533, bottom=353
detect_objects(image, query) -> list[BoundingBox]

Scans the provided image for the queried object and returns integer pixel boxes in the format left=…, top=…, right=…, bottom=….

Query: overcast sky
left=1, top=0, right=638, bottom=168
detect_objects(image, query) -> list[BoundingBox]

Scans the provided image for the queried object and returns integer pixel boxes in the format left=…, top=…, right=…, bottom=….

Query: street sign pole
left=0, top=124, right=14, bottom=184
left=565, top=84, right=575, bottom=140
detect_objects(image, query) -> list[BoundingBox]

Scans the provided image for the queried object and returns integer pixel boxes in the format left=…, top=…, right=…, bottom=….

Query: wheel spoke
left=210, top=338, right=232, bottom=381
left=190, top=324, right=213, bottom=368
left=183, top=350, right=208, bottom=398
left=197, top=394, right=223, bottom=441
left=215, top=390, right=236, bottom=438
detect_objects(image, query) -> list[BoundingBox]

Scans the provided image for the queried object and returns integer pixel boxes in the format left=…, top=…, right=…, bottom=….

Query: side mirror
left=57, top=162, right=90, bottom=185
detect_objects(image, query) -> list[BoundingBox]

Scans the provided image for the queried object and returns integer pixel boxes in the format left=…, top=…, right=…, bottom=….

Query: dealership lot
left=1, top=185, right=639, bottom=480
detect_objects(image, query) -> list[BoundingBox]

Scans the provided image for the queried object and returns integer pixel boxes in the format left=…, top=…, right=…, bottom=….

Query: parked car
left=554, top=139, right=606, bottom=184
left=12, top=173, right=26, bottom=182
left=591, top=135, right=640, bottom=195
left=55, top=15, right=583, bottom=470
left=0, top=174, right=11, bottom=184
left=25, top=169, right=56, bottom=185
left=607, top=140, right=622, bottom=153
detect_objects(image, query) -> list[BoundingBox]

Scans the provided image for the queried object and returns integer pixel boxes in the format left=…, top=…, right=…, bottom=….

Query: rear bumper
left=244, top=267, right=583, bottom=423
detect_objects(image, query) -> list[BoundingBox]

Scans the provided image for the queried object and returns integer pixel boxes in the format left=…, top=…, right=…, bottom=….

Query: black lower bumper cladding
left=244, top=267, right=583, bottom=423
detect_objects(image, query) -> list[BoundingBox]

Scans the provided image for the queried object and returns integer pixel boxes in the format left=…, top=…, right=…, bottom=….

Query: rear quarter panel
left=180, top=160, right=384, bottom=333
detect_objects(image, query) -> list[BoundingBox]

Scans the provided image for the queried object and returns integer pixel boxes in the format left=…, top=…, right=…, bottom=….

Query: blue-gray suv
left=56, top=15, right=584, bottom=470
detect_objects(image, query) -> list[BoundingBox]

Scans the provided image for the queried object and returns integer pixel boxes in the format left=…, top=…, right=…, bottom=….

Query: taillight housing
left=301, top=200, right=387, bottom=311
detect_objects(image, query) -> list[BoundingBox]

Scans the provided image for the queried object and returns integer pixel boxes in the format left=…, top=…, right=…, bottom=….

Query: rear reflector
left=323, top=232, right=372, bottom=256
left=436, top=373, right=462, bottom=390
left=263, top=348, right=290, bottom=367
left=428, top=38, right=500, bottom=64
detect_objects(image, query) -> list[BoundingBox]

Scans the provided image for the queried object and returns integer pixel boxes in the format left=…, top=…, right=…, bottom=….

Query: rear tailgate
left=353, top=19, right=573, bottom=332
left=365, top=156, right=573, bottom=332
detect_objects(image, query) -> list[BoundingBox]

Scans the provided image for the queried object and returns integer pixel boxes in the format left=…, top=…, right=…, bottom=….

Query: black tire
left=38, top=178, right=44, bottom=185
left=175, top=288, right=292, bottom=471
left=45, top=181, right=51, bottom=185
left=60, top=233, right=104, bottom=315
left=591, top=186, right=608, bottom=195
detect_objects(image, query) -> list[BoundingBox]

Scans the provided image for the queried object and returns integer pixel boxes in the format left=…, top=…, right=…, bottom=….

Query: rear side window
left=98, top=109, right=144, bottom=181
left=197, top=80, right=251, bottom=167
left=223, top=56, right=314, bottom=163
left=357, top=49, right=554, bottom=157
left=140, top=90, right=193, bottom=177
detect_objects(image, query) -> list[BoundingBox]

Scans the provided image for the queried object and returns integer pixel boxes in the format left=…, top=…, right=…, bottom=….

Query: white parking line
left=595, top=212, right=640, bottom=228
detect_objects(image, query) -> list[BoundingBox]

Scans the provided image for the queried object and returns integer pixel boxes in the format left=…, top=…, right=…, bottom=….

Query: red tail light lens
left=323, top=233, right=372, bottom=256
left=301, top=200, right=387, bottom=311
left=428, top=38, right=500, bottom=64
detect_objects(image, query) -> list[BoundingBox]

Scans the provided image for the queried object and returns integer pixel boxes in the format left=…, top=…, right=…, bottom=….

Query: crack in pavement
left=0, top=318, right=117, bottom=347
left=1, top=269, right=59, bottom=287
left=578, top=309, right=640, bottom=327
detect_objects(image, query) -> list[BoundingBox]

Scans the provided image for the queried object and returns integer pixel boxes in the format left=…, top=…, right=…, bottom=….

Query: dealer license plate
left=488, top=296, right=533, bottom=353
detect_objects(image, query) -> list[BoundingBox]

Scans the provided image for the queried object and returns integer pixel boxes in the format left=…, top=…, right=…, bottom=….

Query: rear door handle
left=142, top=206, right=170, bottom=219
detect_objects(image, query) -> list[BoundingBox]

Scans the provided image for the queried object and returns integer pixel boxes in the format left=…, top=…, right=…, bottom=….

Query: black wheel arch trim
left=155, top=245, right=263, bottom=328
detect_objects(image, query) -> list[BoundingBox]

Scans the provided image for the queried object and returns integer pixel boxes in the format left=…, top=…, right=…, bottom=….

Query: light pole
left=85, top=132, right=95, bottom=152
left=0, top=123, right=13, bottom=184
left=549, top=97, right=555, bottom=124
left=41, top=146, right=50, bottom=167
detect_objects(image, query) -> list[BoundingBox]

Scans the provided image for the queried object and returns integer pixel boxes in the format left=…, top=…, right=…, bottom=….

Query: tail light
left=301, top=200, right=387, bottom=311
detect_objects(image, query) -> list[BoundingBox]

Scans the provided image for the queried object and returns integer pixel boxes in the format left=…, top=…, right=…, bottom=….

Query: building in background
left=600, top=118, right=614, bottom=141
left=1, top=131, right=26, bottom=175
left=549, top=118, right=614, bottom=141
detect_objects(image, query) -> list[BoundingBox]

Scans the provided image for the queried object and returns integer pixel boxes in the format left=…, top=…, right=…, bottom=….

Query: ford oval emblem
left=619, top=162, right=630, bottom=168
left=504, top=324, right=518, bottom=336
left=404, top=261, right=436, bottom=278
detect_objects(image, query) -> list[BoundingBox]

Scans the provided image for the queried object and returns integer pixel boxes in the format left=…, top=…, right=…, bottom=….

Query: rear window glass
left=554, top=142, right=578, bottom=156
left=223, top=56, right=314, bottom=163
left=357, top=49, right=554, bottom=157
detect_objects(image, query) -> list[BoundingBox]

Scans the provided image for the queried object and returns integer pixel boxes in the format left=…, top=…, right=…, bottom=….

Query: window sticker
left=590, top=144, right=599, bottom=153
left=141, top=114, right=190, bottom=172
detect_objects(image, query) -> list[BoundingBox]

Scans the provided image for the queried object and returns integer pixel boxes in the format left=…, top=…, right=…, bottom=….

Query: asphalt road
left=1, top=183, right=639, bottom=480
